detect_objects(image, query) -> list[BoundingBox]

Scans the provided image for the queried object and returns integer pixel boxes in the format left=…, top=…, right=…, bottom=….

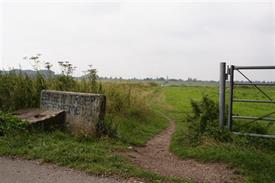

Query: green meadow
left=1, top=66, right=275, bottom=183
left=162, top=86, right=275, bottom=183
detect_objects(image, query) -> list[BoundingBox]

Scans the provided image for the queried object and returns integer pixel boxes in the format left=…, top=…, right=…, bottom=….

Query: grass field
left=162, top=86, right=275, bottom=183
left=1, top=80, right=275, bottom=183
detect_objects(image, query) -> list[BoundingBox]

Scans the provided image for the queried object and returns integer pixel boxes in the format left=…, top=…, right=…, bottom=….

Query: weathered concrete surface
left=41, top=90, right=106, bottom=135
left=13, top=109, right=65, bottom=131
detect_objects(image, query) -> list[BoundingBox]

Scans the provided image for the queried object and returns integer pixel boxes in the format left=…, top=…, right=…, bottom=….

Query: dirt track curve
left=124, top=121, right=242, bottom=183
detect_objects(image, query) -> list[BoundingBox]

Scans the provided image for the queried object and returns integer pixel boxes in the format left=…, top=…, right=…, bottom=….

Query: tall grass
left=0, top=65, right=160, bottom=139
left=0, top=70, right=151, bottom=117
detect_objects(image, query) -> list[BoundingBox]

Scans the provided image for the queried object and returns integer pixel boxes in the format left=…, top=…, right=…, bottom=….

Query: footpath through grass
left=163, top=86, right=275, bottom=183
left=0, top=88, right=186, bottom=183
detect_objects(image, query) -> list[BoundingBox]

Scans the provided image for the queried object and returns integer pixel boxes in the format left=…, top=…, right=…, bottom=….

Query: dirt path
left=0, top=157, right=141, bottom=183
left=124, top=121, right=241, bottom=183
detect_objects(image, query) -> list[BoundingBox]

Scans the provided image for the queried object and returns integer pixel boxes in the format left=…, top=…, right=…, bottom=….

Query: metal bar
left=236, top=69, right=273, bottom=101
left=236, top=111, right=275, bottom=128
left=228, top=65, right=234, bottom=130
left=233, top=116, right=275, bottom=121
left=234, top=82, right=275, bottom=86
left=233, top=99, right=275, bottom=104
left=233, top=132, right=275, bottom=139
left=219, top=62, right=226, bottom=129
left=234, top=66, right=275, bottom=70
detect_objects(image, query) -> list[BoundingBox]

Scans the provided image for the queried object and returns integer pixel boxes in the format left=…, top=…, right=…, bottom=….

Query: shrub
left=184, top=95, right=275, bottom=150
left=184, top=95, right=232, bottom=145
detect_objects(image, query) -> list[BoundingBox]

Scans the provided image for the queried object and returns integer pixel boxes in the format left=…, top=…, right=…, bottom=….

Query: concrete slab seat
left=13, top=108, right=66, bottom=131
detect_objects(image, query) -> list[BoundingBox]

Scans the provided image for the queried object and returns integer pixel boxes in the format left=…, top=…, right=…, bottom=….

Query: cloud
left=1, top=1, right=274, bottom=80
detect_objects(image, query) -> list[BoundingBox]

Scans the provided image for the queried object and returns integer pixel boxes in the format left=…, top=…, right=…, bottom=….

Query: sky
left=0, top=0, right=274, bottom=81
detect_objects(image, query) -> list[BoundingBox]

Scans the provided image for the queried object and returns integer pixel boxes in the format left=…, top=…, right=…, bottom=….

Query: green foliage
left=0, top=58, right=151, bottom=121
left=33, top=73, right=47, bottom=106
left=86, top=65, right=98, bottom=92
left=52, top=75, right=77, bottom=91
left=114, top=112, right=168, bottom=146
left=96, top=115, right=118, bottom=139
left=0, top=84, right=175, bottom=182
left=0, top=130, right=183, bottom=183
left=0, top=71, right=173, bottom=181
left=184, top=96, right=231, bottom=145
left=103, top=83, right=150, bottom=119
left=0, top=56, right=185, bottom=181
left=0, top=72, right=37, bottom=111
left=0, top=68, right=156, bottom=138
left=0, top=111, right=28, bottom=136
left=164, top=86, right=275, bottom=183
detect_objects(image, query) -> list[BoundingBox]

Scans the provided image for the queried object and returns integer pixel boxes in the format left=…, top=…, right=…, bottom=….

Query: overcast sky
left=1, top=0, right=274, bottom=80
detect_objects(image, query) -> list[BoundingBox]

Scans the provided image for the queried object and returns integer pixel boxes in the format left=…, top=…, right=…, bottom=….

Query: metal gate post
left=228, top=65, right=234, bottom=130
left=219, top=62, right=226, bottom=128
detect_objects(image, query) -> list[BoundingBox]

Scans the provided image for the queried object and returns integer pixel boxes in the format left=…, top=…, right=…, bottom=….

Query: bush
left=184, top=95, right=232, bottom=145
left=184, top=95, right=275, bottom=151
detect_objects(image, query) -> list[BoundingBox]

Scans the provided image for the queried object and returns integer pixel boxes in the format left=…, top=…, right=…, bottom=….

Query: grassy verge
left=0, top=88, right=184, bottom=183
left=162, top=86, right=275, bottom=183
left=0, top=130, right=178, bottom=182
left=114, top=113, right=168, bottom=146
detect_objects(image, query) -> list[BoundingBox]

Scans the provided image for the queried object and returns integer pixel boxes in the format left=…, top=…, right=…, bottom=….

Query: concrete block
left=40, top=90, right=106, bottom=135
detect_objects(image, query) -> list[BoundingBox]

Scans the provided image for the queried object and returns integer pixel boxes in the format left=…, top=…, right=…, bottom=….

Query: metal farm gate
left=219, top=62, right=275, bottom=139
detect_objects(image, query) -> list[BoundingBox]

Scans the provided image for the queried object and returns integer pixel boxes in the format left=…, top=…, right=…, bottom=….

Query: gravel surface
left=124, top=121, right=242, bottom=183
left=0, top=157, right=127, bottom=183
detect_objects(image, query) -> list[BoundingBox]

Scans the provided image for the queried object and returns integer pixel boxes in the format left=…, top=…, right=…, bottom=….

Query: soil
left=123, top=121, right=242, bottom=183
